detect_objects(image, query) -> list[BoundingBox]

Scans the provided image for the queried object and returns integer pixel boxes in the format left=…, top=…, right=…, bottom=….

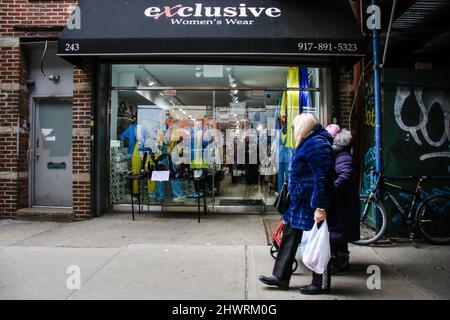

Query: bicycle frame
left=363, top=173, right=425, bottom=224
left=359, top=171, right=450, bottom=244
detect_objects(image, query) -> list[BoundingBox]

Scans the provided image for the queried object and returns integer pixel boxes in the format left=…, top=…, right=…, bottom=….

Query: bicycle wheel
left=416, top=195, right=450, bottom=245
left=353, top=195, right=388, bottom=246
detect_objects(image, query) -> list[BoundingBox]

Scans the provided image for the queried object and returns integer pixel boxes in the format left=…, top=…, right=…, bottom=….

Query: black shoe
left=259, top=275, right=289, bottom=290
left=331, top=252, right=350, bottom=274
left=299, top=284, right=330, bottom=295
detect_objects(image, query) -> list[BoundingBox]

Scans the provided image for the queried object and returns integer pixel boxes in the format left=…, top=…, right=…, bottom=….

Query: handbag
left=274, top=178, right=290, bottom=214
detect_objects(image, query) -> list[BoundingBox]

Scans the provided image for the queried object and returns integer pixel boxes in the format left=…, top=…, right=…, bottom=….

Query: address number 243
left=65, top=43, right=80, bottom=52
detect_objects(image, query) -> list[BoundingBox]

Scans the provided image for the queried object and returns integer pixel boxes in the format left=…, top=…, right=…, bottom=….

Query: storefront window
left=108, top=64, right=323, bottom=209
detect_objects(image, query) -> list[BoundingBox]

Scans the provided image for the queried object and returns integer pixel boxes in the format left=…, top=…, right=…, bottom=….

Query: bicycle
left=354, top=170, right=450, bottom=245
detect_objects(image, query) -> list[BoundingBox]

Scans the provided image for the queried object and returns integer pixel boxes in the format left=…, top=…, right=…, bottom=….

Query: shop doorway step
left=15, top=207, right=74, bottom=222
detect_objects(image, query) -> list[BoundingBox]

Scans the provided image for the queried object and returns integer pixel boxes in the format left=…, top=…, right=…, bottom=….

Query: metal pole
left=372, top=0, right=383, bottom=232
left=372, top=0, right=383, bottom=176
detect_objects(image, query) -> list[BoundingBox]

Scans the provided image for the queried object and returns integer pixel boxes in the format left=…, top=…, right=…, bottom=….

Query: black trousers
left=273, top=222, right=331, bottom=289
left=331, top=240, right=349, bottom=255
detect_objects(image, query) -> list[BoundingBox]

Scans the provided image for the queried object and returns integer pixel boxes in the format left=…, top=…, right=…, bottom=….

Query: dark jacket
left=283, top=125, right=335, bottom=231
left=330, top=146, right=360, bottom=243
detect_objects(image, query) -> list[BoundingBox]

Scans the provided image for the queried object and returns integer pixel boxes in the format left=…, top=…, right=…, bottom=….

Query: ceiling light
left=196, top=65, right=202, bottom=71
left=231, top=82, right=237, bottom=88
left=233, top=90, right=238, bottom=94
left=195, top=71, right=202, bottom=78
left=234, top=114, right=238, bottom=117
left=147, top=77, right=155, bottom=86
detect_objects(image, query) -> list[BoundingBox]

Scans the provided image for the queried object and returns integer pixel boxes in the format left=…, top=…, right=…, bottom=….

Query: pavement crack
left=0, top=223, right=65, bottom=250
left=64, top=245, right=128, bottom=300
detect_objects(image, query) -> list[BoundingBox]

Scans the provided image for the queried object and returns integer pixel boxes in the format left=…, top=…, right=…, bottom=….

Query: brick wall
left=0, top=0, right=93, bottom=219
left=336, top=66, right=355, bottom=128
left=0, top=41, right=22, bottom=217
left=72, top=63, right=92, bottom=219
left=333, top=62, right=365, bottom=189
left=0, top=0, right=76, bottom=37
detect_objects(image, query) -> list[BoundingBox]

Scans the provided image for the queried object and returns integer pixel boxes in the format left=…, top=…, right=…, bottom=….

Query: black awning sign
left=58, top=0, right=365, bottom=57
left=144, top=3, right=282, bottom=24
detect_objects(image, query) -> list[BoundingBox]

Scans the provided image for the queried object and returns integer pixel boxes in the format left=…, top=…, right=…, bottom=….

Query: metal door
left=33, top=98, right=73, bottom=207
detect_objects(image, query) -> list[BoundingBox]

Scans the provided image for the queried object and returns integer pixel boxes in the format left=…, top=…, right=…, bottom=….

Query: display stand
left=126, top=175, right=207, bottom=223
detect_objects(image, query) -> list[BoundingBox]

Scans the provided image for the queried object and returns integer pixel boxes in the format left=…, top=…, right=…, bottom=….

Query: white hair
left=293, top=113, right=319, bottom=146
left=333, top=128, right=352, bottom=151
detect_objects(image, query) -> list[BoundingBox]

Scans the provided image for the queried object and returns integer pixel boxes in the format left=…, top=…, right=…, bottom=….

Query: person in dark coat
left=260, top=113, right=335, bottom=295
left=325, top=126, right=360, bottom=273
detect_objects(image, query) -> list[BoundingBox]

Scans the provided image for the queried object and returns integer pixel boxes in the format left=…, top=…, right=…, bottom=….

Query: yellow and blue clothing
left=119, top=123, right=137, bottom=156
left=275, top=66, right=310, bottom=191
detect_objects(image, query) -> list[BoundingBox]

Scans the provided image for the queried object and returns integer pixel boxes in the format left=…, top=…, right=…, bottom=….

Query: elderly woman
left=260, top=113, right=335, bottom=295
left=325, top=126, right=360, bottom=273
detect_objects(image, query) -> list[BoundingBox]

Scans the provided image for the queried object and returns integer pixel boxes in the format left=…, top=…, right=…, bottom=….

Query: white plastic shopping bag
left=299, top=230, right=310, bottom=256
left=302, top=220, right=331, bottom=274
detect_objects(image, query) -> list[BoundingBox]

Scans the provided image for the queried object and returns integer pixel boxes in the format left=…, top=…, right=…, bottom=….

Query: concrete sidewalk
left=0, top=215, right=449, bottom=300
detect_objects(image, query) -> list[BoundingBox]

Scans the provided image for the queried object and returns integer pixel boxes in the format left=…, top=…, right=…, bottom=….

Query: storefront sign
left=58, top=0, right=364, bottom=57
left=144, top=3, right=281, bottom=26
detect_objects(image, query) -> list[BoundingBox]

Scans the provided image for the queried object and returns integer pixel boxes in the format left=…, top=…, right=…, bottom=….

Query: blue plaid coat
left=283, top=125, right=335, bottom=231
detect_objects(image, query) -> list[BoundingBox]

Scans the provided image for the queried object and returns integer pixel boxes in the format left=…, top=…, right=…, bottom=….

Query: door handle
left=36, top=137, right=41, bottom=159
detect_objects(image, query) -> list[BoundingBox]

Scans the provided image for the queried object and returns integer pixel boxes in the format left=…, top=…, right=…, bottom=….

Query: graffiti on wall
left=361, top=146, right=377, bottom=195
left=394, top=87, right=450, bottom=162
left=364, top=80, right=375, bottom=127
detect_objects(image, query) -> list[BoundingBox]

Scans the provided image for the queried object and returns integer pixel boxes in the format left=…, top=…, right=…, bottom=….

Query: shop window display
left=108, top=64, right=322, bottom=209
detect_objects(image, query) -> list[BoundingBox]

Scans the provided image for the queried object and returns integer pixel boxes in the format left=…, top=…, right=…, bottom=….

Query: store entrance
left=108, top=64, right=322, bottom=212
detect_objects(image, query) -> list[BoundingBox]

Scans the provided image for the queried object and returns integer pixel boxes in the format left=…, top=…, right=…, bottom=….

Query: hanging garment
left=191, top=126, right=208, bottom=169
left=144, top=154, right=156, bottom=195
left=120, top=123, right=137, bottom=156
left=171, top=142, right=184, bottom=166
left=286, top=67, right=300, bottom=148
left=299, top=66, right=310, bottom=113
left=278, top=92, right=288, bottom=146
left=152, top=143, right=169, bottom=199
left=274, top=102, right=294, bottom=192
left=131, top=142, right=140, bottom=194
